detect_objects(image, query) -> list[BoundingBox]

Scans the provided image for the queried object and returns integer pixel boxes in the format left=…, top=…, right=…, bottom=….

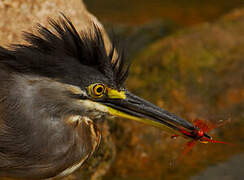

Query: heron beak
left=103, top=90, right=210, bottom=137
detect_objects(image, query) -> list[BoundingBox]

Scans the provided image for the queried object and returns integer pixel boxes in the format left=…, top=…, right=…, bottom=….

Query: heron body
left=0, top=46, right=102, bottom=179
left=0, top=15, right=207, bottom=179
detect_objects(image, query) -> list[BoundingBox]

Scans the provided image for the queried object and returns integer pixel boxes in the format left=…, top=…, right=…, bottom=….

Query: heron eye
left=96, top=86, right=103, bottom=93
left=88, top=83, right=106, bottom=98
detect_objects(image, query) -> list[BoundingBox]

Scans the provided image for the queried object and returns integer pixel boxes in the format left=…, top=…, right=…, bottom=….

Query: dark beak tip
left=204, top=132, right=212, bottom=139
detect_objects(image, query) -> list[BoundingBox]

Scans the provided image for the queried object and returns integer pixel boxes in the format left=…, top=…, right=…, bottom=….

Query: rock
left=104, top=8, right=244, bottom=180
left=0, top=0, right=111, bottom=52
left=191, top=154, right=244, bottom=180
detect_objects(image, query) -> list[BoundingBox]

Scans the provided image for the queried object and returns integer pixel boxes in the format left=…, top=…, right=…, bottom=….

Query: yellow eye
left=88, top=83, right=106, bottom=98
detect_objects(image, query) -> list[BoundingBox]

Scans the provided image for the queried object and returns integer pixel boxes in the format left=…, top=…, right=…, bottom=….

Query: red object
left=171, top=119, right=234, bottom=157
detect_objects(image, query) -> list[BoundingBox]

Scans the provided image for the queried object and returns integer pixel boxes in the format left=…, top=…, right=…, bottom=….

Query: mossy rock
left=104, top=8, right=244, bottom=180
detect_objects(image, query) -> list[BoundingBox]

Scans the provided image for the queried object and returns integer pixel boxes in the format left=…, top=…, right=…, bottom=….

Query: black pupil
left=96, top=86, right=103, bottom=94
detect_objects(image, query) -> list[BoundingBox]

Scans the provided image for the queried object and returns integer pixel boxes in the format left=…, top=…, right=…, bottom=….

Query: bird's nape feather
left=0, top=15, right=130, bottom=87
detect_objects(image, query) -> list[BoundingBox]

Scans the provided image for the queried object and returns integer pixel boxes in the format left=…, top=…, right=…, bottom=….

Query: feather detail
left=0, top=14, right=130, bottom=88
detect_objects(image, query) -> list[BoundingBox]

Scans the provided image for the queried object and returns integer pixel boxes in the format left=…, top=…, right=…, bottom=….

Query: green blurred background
left=82, top=1, right=244, bottom=180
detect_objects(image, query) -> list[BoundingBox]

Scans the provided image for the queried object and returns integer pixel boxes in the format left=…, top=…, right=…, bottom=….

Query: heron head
left=6, top=15, right=206, bottom=138
left=20, top=15, right=201, bottom=136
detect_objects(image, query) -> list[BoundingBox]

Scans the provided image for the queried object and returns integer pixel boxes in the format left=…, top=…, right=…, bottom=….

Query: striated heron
left=0, top=15, right=210, bottom=179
